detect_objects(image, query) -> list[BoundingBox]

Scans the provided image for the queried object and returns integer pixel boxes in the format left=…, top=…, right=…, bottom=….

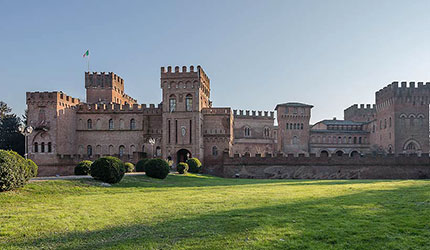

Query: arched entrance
left=350, top=151, right=359, bottom=157
left=335, top=150, right=344, bottom=156
left=177, top=149, right=191, bottom=163
left=320, top=150, right=329, bottom=157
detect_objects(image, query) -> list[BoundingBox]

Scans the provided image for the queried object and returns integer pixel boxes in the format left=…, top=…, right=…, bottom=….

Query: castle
left=26, top=65, right=430, bottom=175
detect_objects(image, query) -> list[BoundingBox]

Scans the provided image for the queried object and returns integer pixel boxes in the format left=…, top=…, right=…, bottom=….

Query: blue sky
left=2, top=0, right=430, bottom=123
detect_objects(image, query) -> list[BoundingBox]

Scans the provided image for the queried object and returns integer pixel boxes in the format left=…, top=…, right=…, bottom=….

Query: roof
left=316, top=119, right=366, bottom=126
left=275, top=102, right=313, bottom=110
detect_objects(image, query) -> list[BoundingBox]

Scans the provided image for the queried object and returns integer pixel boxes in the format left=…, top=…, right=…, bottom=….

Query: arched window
left=130, top=145, right=136, bottom=155
left=119, top=145, right=125, bottom=157
left=87, top=145, right=92, bottom=156
left=109, top=119, right=114, bottom=130
left=41, top=142, right=45, bottom=153
left=34, top=142, right=38, bottom=153
left=389, top=117, right=392, bottom=127
left=186, top=94, right=193, bottom=111
left=109, top=145, right=114, bottom=155
left=48, top=142, right=52, bottom=153
left=212, top=146, right=218, bottom=156
left=293, top=123, right=297, bottom=129
left=169, top=95, right=176, bottom=112
left=264, top=127, right=270, bottom=137
left=119, top=119, right=125, bottom=129
left=301, top=123, right=304, bottom=130
left=130, top=119, right=136, bottom=130
left=156, top=146, right=161, bottom=157
left=96, top=119, right=101, bottom=130
left=244, top=127, right=251, bottom=137
left=292, top=136, right=299, bottom=144
left=384, top=119, right=387, bottom=129
left=87, top=119, right=92, bottom=129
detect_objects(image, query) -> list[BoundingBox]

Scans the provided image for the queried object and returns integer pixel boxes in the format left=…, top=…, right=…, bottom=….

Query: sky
left=2, top=0, right=430, bottom=123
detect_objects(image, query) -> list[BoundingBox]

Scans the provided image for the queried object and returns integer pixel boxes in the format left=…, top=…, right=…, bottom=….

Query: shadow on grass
left=3, top=183, right=430, bottom=249
left=100, top=174, right=403, bottom=189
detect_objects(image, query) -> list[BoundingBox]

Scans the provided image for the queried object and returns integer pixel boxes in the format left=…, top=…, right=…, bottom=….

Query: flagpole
left=87, top=50, right=90, bottom=72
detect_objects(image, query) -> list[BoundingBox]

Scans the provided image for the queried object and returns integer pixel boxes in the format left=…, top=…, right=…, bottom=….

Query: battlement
left=161, top=65, right=210, bottom=88
left=233, top=109, right=274, bottom=119
left=202, top=107, right=232, bottom=115
left=76, top=103, right=162, bottom=114
left=375, top=81, right=430, bottom=104
left=122, top=93, right=137, bottom=104
left=345, top=104, right=376, bottom=111
left=85, top=72, right=124, bottom=90
left=26, top=91, right=80, bottom=105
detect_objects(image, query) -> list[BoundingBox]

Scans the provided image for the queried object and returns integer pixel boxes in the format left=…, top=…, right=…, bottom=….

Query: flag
left=83, top=50, right=89, bottom=58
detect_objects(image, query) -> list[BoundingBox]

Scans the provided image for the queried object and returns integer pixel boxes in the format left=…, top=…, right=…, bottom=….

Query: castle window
left=130, top=119, right=136, bottom=130
left=156, top=146, right=161, bottom=157
left=119, top=119, right=125, bottom=129
left=109, top=119, right=114, bottom=130
left=244, top=127, right=251, bottom=137
left=353, top=137, right=357, bottom=144
left=389, top=117, right=392, bottom=127
left=119, top=145, right=125, bottom=157
left=212, top=146, right=218, bottom=157
left=293, top=123, right=297, bottom=129
left=41, top=142, right=45, bottom=153
left=359, top=137, right=362, bottom=144
left=292, top=136, right=299, bottom=144
left=384, top=119, right=387, bottom=129
left=48, top=142, right=52, bottom=153
left=186, top=94, right=193, bottom=112
left=87, top=145, right=92, bottom=157
left=286, top=123, right=289, bottom=130
left=169, top=95, right=176, bottom=112
left=34, top=142, right=38, bottom=153
left=264, top=127, right=270, bottom=137
left=301, top=123, right=304, bottom=130
left=87, top=119, right=92, bottom=129
left=290, top=123, right=293, bottom=130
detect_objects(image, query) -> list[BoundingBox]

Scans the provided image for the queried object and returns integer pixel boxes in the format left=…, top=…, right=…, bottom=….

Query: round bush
left=74, top=160, right=92, bottom=175
left=177, top=162, right=189, bottom=174
left=90, top=157, right=125, bottom=184
left=135, top=159, right=149, bottom=172
left=26, top=159, right=38, bottom=178
left=124, top=162, right=135, bottom=173
left=145, top=159, right=170, bottom=179
left=186, top=158, right=202, bottom=173
left=0, top=150, right=30, bottom=192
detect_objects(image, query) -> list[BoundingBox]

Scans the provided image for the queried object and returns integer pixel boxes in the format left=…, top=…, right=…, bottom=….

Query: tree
left=0, top=101, right=24, bottom=156
left=0, top=101, right=11, bottom=119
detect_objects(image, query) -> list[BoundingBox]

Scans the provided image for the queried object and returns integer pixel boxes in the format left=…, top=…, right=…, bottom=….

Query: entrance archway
left=177, top=149, right=191, bottom=163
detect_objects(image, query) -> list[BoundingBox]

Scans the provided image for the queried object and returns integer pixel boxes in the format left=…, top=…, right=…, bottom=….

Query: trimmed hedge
left=145, top=159, right=170, bottom=179
left=136, top=159, right=149, bottom=172
left=124, top=162, right=135, bottom=173
left=74, top=160, right=92, bottom=175
left=26, top=159, right=38, bottom=178
left=90, top=157, right=125, bottom=184
left=177, top=162, right=188, bottom=174
left=186, top=158, right=202, bottom=173
left=0, top=150, right=30, bottom=192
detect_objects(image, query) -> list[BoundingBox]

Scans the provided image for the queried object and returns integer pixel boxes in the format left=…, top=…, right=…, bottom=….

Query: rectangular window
left=189, top=120, right=192, bottom=143
left=175, top=120, right=178, bottom=144
left=168, top=120, right=171, bottom=143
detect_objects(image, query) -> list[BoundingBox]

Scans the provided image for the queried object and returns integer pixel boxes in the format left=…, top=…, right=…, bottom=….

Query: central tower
left=160, top=65, right=211, bottom=163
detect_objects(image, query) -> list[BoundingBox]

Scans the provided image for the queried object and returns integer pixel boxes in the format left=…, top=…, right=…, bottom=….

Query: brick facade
left=26, top=66, right=430, bottom=176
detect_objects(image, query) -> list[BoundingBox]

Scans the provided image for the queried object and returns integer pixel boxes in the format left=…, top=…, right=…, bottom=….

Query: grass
left=0, top=174, right=429, bottom=249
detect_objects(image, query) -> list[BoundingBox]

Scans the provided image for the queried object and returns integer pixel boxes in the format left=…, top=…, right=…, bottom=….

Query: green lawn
left=0, top=174, right=429, bottom=250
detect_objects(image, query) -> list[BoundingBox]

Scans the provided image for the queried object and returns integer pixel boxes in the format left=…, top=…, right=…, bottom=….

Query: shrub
left=186, top=158, right=202, bottom=173
left=90, top=157, right=125, bottom=184
left=124, top=162, right=135, bottom=173
left=145, top=159, right=170, bottom=179
left=0, top=150, right=30, bottom=192
left=74, top=160, right=92, bottom=175
left=177, top=162, right=189, bottom=174
left=135, top=159, right=149, bottom=172
left=26, top=159, right=38, bottom=178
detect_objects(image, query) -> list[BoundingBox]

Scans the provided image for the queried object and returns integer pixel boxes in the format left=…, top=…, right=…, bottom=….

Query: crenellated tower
left=85, top=72, right=137, bottom=105
left=160, top=65, right=211, bottom=163
left=374, top=81, right=430, bottom=154
left=275, top=102, right=313, bottom=155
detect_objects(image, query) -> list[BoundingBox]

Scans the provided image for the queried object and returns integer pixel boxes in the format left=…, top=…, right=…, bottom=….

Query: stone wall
left=207, top=152, right=430, bottom=179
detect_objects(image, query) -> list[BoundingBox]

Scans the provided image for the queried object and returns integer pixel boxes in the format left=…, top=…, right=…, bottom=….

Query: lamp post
left=148, top=138, right=155, bottom=158
left=18, top=125, right=33, bottom=160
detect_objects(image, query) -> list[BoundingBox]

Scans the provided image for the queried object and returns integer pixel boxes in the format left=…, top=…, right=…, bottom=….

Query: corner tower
left=160, top=65, right=211, bottom=163
left=275, top=102, right=313, bottom=155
